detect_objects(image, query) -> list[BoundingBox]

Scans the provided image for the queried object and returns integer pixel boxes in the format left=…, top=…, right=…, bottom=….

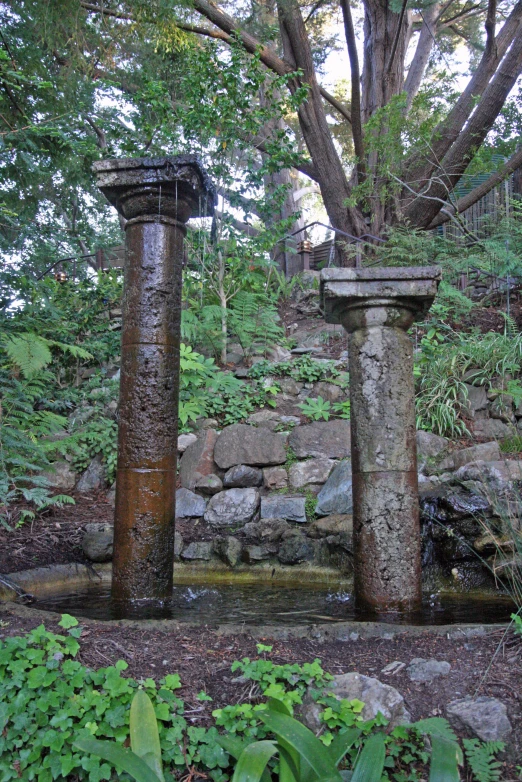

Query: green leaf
left=216, top=735, right=252, bottom=760
left=58, top=614, right=79, bottom=629
left=351, top=733, right=386, bottom=782
left=259, top=711, right=342, bottom=782
left=73, top=738, right=162, bottom=782
left=429, top=737, right=460, bottom=782
left=231, top=740, right=278, bottom=782
left=130, top=690, right=165, bottom=782
left=328, top=729, right=361, bottom=766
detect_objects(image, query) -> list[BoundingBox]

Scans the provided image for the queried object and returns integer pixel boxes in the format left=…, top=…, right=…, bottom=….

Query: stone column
left=94, top=157, right=215, bottom=604
left=321, top=267, right=441, bottom=611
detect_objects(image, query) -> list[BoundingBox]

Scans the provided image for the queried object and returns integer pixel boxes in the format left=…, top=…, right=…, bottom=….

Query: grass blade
left=429, top=737, right=460, bottom=782
left=232, top=740, right=278, bottom=782
left=351, top=733, right=385, bottom=782
left=130, top=690, right=164, bottom=782
left=74, top=738, right=161, bottom=782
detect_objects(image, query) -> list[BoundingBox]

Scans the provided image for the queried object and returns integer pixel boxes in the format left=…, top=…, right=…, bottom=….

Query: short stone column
left=94, top=157, right=215, bottom=604
left=321, top=267, right=441, bottom=611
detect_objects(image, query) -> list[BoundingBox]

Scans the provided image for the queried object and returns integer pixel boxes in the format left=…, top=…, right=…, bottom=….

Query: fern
left=2, top=333, right=52, bottom=378
left=463, top=739, right=504, bottom=782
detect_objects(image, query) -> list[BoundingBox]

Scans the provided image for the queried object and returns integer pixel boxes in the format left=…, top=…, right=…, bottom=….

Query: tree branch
left=428, top=146, right=522, bottom=227
left=340, top=0, right=365, bottom=182
left=404, top=3, right=440, bottom=109
left=485, top=0, right=497, bottom=56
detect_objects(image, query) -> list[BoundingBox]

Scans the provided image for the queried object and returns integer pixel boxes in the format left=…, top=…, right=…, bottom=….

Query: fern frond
left=1, top=333, right=52, bottom=378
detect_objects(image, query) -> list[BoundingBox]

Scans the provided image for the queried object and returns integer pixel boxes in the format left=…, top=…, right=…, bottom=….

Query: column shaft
left=349, top=320, right=421, bottom=609
left=112, top=218, right=183, bottom=602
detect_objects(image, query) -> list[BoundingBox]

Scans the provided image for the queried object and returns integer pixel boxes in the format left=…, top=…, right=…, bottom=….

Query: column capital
left=93, top=155, right=216, bottom=224
left=320, top=267, right=441, bottom=332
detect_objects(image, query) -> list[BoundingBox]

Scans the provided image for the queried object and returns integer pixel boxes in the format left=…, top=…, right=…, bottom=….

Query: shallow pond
left=34, top=582, right=516, bottom=625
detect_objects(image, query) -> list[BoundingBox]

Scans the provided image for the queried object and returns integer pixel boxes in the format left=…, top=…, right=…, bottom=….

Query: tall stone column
left=93, top=157, right=215, bottom=604
left=321, top=268, right=441, bottom=611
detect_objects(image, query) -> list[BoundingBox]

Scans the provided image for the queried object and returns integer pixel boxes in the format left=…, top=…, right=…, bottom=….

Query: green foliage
left=415, top=327, right=522, bottom=437
left=71, top=418, right=118, bottom=485
left=248, top=356, right=340, bottom=385
left=462, top=739, right=505, bottom=782
left=499, top=435, right=522, bottom=454
left=75, top=690, right=166, bottom=782
left=512, top=612, right=522, bottom=636
left=297, top=396, right=331, bottom=421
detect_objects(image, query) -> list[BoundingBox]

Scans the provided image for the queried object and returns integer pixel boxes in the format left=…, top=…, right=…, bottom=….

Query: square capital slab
left=93, top=155, right=216, bottom=221
left=320, top=266, right=442, bottom=325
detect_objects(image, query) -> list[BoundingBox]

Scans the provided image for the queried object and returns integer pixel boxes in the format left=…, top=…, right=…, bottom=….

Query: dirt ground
left=0, top=603, right=521, bottom=777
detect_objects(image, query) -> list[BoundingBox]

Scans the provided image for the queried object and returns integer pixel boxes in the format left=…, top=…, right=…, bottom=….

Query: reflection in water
left=35, top=583, right=515, bottom=625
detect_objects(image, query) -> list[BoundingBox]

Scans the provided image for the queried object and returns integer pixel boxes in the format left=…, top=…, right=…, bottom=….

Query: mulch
left=0, top=605, right=521, bottom=776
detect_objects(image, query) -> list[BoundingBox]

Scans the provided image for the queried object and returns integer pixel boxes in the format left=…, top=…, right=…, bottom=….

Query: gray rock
left=316, top=461, right=353, bottom=516
left=106, top=483, right=116, bottom=507
left=416, top=431, right=448, bottom=461
left=307, top=514, right=353, bottom=539
left=214, top=424, right=286, bottom=469
left=243, top=518, right=292, bottom=542
left=456, top=459, right=522, bottom=490
left=289, top=458, right=335, bottom=489
left=289, top=420, right=351, bottom=459
left=247, top=410, right=281, bottom=427
left=314, top=382, right=342, bottom=403
left=215, top=536, right=242, bottom=567
left=407, top=658, right=451, bottom=683
left=194, top=474, right=223, bottom=495
left=268, top=345, right=292, bottom=362
left=278, top=537, right=315, bottom=564
left=174, top=532, right=184, bottom=560
left=461, top=384, right=488, bottom=417
left=490, top=393, right=515, bottom=423
left=224, top=464, right=263, bottom=488
left=447, top=697, right=512, bottom=742
left=473, top=418, right=514, bottom=441
left=204, top=488, right=260, bottom=528
left=261, top=496, right=307, bottom=523
left=279, top=378, right=303, bottom=396
left=243, top=545, right=271, bottom=562
left=178, top=433, right=198, bottom=453
left=263, top=467, right=288, bottom=490
left=176, top=488, right=207, bottom=518
left=179, top=429, right=218, bottom=490
left=181, top=541, right=213, bottom=561
left=40, top=461, right=77, bottom=491
left=280, top=415, right=301, bottom=426
left=452, top=441, right=501, bottom=471
left=299, top=673, right=410, bottom=732
left=76, top=455, right=107, bottom=493
left=82, top=523, right=113, bottom=562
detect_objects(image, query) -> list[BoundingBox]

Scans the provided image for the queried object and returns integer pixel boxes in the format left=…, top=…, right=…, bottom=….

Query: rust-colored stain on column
left=93, top=157, right=215, bottom=605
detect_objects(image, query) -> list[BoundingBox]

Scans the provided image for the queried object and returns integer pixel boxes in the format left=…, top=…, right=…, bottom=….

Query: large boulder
left=460, top=384, right=488, bottom=418
left=473, top=418, right=514, bottom=441
left=40, top=461, right=77, bottom=491
left=224, top=464, right=263, bottom=488
left=299, top=673, right=410, bottom=732
left=214, top=424, right=286, bottom=469
left=179, top=429, right=218, bottom=490
left=455, top=459, right=522, bottom=491
left=215, top=536, right=243, bottom=567
left=195, top=474, right=223, bottom=495
left=416, top=431, right=448, bottom=463
left=76, top=455, right=107, bottom=493
left=447, top=441, right=501, bottom=471
left=181, top=541, right=214, bottom=561
left=278, top=536, right=315, bottom=564
left=204, top=488, right=260, bottom=528
left=289, top=421, right=351, bottom=459
left=447, top=697, right=512, bottom=742
left=82, top=523, right=113, bottom=562
left=176, top=488, right=207, bottom=518
left=288, top=458, right=335, bottom=489
left=315, top=461, right=353, bottom=516
left=260, top=496, right=307, bottom=523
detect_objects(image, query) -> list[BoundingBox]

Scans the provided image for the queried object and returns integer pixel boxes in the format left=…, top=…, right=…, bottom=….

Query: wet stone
left=215, top=536, right=242, bottom=568
left=181, top=541, right=214, bottom=561
left=315, top=460, right=353, bottom=516
left=223, top=464, right=263, bottom=488
left=260, top=496, right=307, bottom=523
left=204, top=488, right=260, bottom=528
left=179, top=429, right=218, bottom=490
left=195, top=474, right=223, bottom=495
left=307, top=514, right=353, bottom=539
left=76, top=455, right=107, bottom=493
left=176, top=488, right=207, bottom=519
left=277, top=536, right=315, bottom=565
left=214, top=424, right=286, bottom=469
left=263, top=467, right=288, bottom=490
left=242, top=545, right=272, bottom=562
left=242, top=518, right=291, bottom=542
left=82, top=524, right=114, bottom=562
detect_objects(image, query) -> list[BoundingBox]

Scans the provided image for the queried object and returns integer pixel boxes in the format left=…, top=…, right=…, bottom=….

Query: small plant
left=332, top=399, right=351, bottom=419
left=75, top=690, right=165, bottom=782
left=462, top=738, right=505, bottom=782
left=297, top=396, right=331, bottom=421
left=499, top=435, right=522, bottom=454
